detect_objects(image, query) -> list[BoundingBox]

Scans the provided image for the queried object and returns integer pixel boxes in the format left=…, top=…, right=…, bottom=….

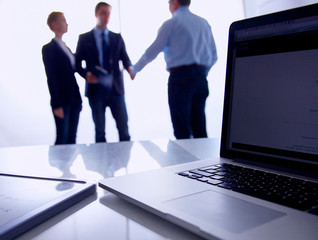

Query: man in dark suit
left=76, top=2, right=133, bottom=143
left=42, top=12, right=82, bottom=145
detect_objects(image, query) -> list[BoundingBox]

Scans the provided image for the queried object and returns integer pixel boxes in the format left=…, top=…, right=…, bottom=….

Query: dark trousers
left=88, top=87, right=130, bottom=142
left=168, top=66, right=209, bottom=139
left=53, top=103, right=82, bottom=145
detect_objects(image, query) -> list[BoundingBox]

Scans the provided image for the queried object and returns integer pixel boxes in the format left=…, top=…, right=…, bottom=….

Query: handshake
left=85, top=66, right=136, bottom=84
left=127, top=66, right=135, bottom=80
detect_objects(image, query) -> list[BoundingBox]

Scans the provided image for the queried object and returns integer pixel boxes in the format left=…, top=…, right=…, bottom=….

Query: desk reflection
left=80, top=142, right=132, bottom=178
left=48, top=145, right=78, bottom=179
left=47, top=140, right=200, bottom=182
left=48, top=142, right=133, bottom=182
left=0, top=139, right=211, bottom=183
left=139, top=140, right=199, bottom=167
left=49, top=145, right=79, bottom=190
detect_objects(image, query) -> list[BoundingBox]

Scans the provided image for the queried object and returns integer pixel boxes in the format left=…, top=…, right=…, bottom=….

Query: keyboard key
left=210, top=175, right=224, bottom=180
left=218, top=183, right=234, bottom=189
left=178, top=172, right=189, bottom=177
left=204, top=169, right=219, bottom=174
left=199, top=165, right=220, bottom=171
left=206, top=179, right=223, bottom=185
left=189, top=169, right=213, bottom=177
left=214, top=172, right=227, bottom=176
left=187, top=174, right=201, bottom=179
left=196, top=177, right=210, bottom=182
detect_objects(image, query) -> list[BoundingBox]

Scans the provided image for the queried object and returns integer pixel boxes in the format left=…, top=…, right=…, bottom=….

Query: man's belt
left=169, top=64, right=205, bottom=73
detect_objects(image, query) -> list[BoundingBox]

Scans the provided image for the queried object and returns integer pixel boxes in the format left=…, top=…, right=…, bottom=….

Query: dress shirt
left=132, top=6, right=218, bottom=76
left=93, top=27, right=109, bottom=68
left=53, top=38, right=75, bottom=69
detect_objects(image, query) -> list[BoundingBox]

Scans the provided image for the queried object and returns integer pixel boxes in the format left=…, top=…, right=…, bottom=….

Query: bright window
left=0, top=0, right=244, bottom=146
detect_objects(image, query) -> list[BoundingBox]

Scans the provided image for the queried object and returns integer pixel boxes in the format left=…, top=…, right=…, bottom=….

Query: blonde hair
left=47, top=11, right=63, bottom=30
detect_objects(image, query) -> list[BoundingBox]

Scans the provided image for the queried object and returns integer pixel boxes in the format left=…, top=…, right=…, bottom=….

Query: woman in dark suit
left=42, top=12, right=82, bottom=145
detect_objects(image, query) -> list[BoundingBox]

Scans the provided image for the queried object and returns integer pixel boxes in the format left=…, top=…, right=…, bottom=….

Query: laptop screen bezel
left=220, top=3, right=318, bottom=172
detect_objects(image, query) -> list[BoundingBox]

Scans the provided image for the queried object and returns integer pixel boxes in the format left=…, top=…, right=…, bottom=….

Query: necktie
left=101, top=32, right=109, bottom=71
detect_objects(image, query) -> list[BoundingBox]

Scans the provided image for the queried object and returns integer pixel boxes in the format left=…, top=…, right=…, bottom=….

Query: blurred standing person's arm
left=75, top=34, right=98, bottom=84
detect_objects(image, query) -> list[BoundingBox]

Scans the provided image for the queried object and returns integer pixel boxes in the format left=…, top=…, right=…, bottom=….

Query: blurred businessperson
left=42, top=12, right=82, bottom=145
left=131, top=0, right=218, bottom=139
left=75, top=2, right=133, bottom=143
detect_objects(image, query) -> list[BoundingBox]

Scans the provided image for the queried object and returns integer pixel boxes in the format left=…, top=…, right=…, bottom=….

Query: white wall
left=244, top=0, right=318, bottom=18
left=0, top=0, right=245, bottom=147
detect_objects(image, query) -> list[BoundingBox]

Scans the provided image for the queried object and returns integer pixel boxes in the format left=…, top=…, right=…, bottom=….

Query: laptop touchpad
left=163, top=190, right=285, bottom=233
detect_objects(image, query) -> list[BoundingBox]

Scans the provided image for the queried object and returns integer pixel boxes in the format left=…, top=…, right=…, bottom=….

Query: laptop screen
left=221, top=4, right=318, bottom=167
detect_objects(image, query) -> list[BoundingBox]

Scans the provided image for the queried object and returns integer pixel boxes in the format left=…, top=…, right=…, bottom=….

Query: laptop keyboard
left=178, top=163, right=318, bottom=216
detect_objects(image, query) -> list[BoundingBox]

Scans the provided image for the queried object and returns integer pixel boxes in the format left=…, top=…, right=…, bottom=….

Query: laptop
left=99, top=4, right=318, bottom=240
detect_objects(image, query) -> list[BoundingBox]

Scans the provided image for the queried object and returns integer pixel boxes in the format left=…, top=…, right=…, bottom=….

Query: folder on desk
left=0, top=174, right=95, bottom=240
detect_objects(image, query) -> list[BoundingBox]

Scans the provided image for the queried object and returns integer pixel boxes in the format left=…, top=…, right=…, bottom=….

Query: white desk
left=0, top=138, right=219, bottom=240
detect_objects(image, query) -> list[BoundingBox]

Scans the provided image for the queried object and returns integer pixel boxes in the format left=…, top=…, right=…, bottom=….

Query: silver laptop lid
left=221, top=4, right=318, bottom=172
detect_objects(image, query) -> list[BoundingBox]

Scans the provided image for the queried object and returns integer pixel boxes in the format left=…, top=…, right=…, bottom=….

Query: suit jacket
left=42, top=40, right=82, bottom=109
left=75, top=29, right=132, bottom=97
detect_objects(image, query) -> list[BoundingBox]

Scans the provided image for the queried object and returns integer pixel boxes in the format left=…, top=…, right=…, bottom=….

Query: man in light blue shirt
left=131, top=0, right=217, bottom=139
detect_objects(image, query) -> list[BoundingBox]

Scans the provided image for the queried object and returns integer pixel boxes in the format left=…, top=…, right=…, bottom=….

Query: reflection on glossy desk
left=0, top=138, right=219, bottom=240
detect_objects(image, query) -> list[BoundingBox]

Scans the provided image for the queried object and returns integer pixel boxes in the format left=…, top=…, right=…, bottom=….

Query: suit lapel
left=52, top=39, right=73, bottom=68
